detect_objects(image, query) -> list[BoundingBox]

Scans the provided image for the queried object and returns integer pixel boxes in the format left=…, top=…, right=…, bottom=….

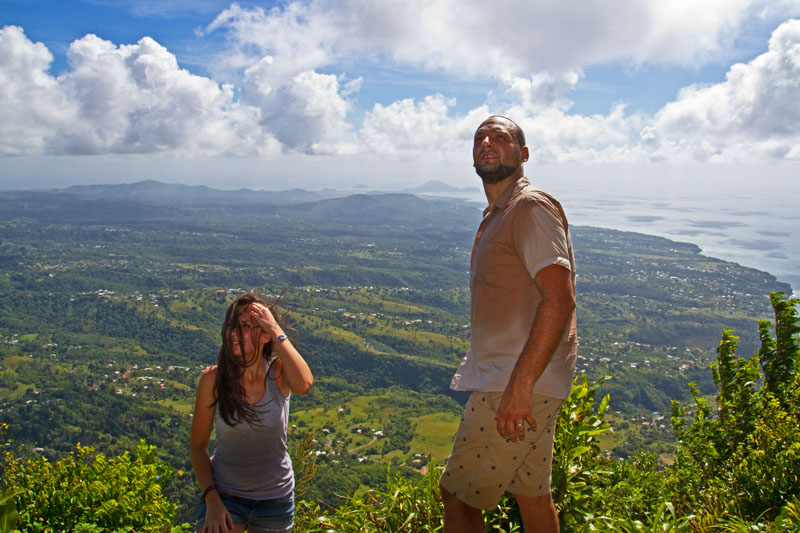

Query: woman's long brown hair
left=212, top=293, right=288, bottom=426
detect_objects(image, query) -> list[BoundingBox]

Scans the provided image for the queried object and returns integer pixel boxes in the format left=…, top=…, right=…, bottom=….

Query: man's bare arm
left=495, top=263, right=575, bottom=441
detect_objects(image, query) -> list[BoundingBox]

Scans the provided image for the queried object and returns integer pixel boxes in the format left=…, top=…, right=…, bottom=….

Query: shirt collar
left=484, top=176, right=530, bottom=215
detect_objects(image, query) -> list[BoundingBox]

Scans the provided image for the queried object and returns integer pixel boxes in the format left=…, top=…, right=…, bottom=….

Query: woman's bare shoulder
left=197, top=365, right=218, bottom=389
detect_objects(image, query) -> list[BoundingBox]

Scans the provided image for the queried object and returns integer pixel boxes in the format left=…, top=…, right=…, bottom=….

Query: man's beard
left=475, top=162, right=518, bottom=184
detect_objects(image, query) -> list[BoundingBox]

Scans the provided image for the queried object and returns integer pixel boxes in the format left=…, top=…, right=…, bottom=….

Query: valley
left=0, top=182, right=790, bottom=522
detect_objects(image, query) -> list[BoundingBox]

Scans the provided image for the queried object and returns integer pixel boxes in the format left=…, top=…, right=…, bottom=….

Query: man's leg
left=507, top=395, right=563, bottom=533
left=513, top=491, right=559, bottom=533
left=440, top=483, right=483, bottom=533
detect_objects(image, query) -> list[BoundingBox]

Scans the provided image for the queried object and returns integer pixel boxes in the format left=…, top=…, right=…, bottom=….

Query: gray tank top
left=211, top=362, right=294, bottom=500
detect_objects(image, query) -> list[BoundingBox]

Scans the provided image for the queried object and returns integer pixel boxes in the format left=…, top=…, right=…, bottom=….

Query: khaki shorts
left=440, top=391, right=563, bottom=510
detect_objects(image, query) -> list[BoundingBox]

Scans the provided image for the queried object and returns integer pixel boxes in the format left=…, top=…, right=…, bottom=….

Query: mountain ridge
left=0, top=181, right=481, bottom=229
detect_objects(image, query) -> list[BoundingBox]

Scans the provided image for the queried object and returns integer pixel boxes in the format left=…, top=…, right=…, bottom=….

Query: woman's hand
left=247, top=302, right=313, bottom=396
left=200, top=494, right=234, bottom=532
left=248, top=303, right=283, bottom=340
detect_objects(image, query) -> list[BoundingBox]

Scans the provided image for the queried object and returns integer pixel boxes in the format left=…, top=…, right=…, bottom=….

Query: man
left=440, top=116, right=577, bottom=533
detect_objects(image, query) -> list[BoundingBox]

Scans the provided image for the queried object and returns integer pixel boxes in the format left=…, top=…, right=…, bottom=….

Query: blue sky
left=1, top=0, right=799, bottom=190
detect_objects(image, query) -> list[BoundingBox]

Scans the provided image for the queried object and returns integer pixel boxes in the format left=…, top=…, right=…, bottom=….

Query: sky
left=1, top=0, right=799, bottom=191
left=1, top=0, right=800, bottom=294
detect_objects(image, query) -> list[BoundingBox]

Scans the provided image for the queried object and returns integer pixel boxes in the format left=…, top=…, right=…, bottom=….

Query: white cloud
left=241, top=61, right=360, bottom=155
left=357, top=91, right=648, bottom=165
left=361, top=95, right=459, bottom=154
left=2, top=2, right=800, bottom=165
left=59, top=34, right=278, bottom=156
left=0, top=27, right=277, bottom=157
left=634, top=0, right=752, bottom=64
left=506, top=106, right=647, bottom=164
left=205, top=3, right=361, bottom=154
left=0, top=26, right=76, bottom=155
left=199, top=0, right=800, bottom=161
left=496, top=73, right=581, bottom=113
left=646, top=18, right=800, bottom=162
left=204, top=3, right=337, bottom=75
left=208, top=0, right=792, bottom=79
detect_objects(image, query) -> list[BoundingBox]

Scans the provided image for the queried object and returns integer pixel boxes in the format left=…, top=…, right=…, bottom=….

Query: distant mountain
left=403, top=180, right=480, bottom=194
left=64, top=180, right=223, bottom=202
left=0, top=182, right=481, bottom=229
left=4, top=181, right=481, bottom=212
left=60, top=180, right=348, bottom=206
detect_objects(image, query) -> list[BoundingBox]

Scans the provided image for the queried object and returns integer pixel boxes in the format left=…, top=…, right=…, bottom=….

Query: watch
left=275, top=334, right=288, bottom=343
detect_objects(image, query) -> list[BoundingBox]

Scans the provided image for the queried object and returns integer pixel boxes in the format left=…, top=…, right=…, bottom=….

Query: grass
left=156, top=398, right=193, bottom=414
left=0, top=355, right=28, bottom=370
left=597, top=413, right=630, bottom=450
left=408, top=412, right=460, bottom=462
left=291, top=392, right=461, bottom=466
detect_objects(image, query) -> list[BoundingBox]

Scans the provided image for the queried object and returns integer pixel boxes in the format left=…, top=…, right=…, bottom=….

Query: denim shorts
left=196, top=490, right=294, bottom=532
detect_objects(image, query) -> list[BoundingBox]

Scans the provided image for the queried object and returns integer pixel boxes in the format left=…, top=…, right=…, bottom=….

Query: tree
left=759, top=292, right=800, bottom=408
left=670, top=292, right=800, bottom=522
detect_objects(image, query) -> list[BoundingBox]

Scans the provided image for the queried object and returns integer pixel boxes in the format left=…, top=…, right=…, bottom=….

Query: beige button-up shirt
left=450, top=177, right=578, bottom=399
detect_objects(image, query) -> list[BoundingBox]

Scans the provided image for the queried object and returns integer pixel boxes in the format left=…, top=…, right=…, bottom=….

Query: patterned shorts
left=440, top=391, right=563, bottom=510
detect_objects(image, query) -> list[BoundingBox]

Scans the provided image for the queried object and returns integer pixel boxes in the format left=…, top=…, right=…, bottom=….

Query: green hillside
left=0, top=183, right=793, bottom=528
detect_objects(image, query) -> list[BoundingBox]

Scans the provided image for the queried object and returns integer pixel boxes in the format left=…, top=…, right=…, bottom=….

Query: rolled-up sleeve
left=513, top=200, right=572, bottom=281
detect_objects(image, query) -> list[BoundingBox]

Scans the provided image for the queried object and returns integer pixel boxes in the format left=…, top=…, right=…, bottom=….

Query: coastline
left=420, top=188, right=798, bottom=299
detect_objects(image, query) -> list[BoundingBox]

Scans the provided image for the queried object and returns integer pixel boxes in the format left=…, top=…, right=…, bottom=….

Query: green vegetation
left=0, top=183, right=795, bottom=530
left=0, top=430, right=187, bottom=532
left=578, top=292, right=800, bottom=531
left=668, top=292, right=800, bottom=524
left=296, top=293, right=799, bottom=531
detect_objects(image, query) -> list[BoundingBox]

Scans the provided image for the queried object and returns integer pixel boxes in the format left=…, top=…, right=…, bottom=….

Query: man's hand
left=495, top=378, right=537, bottom=441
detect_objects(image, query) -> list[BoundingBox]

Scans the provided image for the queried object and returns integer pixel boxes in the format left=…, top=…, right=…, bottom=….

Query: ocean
left=441, top=168, right=800, bottom=298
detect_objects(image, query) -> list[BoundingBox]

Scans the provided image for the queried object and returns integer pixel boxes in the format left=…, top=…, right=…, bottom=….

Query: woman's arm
left=249, top=303, right=314, bottom=397
left=272, top=332, right=314, bottom=397
left=189, top=367, right=234, bottom=532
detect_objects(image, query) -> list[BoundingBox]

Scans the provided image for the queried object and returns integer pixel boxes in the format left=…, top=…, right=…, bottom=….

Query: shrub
left=552, top=373, right=612, bottom=528
left=670, top=292, right=800, bottom=524
left=1, top=431, right=187, bottom=532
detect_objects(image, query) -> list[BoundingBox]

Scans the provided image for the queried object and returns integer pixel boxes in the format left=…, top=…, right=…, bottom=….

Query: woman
left=190, top=294, right=313, bottom=533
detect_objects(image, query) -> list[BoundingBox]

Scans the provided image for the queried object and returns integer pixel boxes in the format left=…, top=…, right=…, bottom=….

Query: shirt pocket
left=474, top=241, right=518, bottom=285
